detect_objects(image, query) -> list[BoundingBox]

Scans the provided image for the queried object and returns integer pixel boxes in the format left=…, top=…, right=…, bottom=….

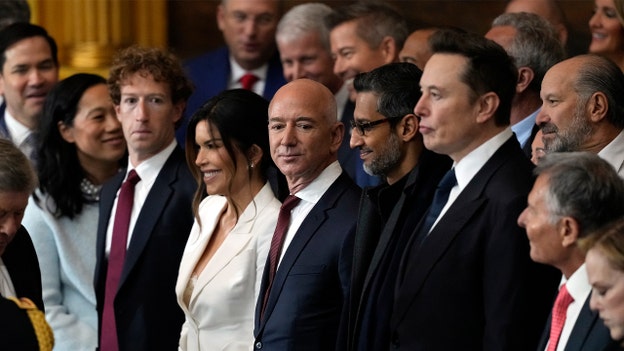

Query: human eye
left=123, top=96, right=137, bottom=105
left=339, top=49, right=354, bottom=59
left=232, top=11, right=247, bottom=23
left=257, top=14, right=275, bottom=26
left=38, top=60, right=56, bottom=71
left=11, top=65, right=28, bottom=75
left=296, top=122, right=313, bottom=131
left=149, top=96, right=165, bottom=104
left=605, top=8, right=618, bottom=18
left=593, top=286, right=608, bottom=297
left=269, top=121, right=285, bottom=132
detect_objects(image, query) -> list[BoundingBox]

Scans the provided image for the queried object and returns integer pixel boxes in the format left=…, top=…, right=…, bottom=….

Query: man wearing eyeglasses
left=345, top=62, right=451, bottom=351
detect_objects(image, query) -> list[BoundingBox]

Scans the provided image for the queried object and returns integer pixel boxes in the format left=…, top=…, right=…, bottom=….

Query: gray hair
left=574, top=54, right=624, bottom=129
left=325, top=1, right=408, bottom=51
left=491, top=11, right=565, bottom=93
left=276, top=3, right=333, bottom=52
left=536, top=152, right=624, bottom=236
left=0, top=139, right=37, bottom=194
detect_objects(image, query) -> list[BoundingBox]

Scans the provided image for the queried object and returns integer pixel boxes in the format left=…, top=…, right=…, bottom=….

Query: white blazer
left=176, top=183, right=280, bottom=351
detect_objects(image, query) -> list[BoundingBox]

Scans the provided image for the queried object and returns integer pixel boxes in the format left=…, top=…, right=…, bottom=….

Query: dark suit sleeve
left=2, top=226, right=44, bottom=311
left=0, top=296, right=41, bottom=351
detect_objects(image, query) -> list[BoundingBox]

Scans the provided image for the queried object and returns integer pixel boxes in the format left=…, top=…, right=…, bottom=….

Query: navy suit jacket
left=537, top=294, right=619, bottom=351
left=253, top=172, right=361, bottom=351
left=94, top=146, right=195, bottom=351
left=391, top=137, right=560, bottom=351
left=177, top=46, right=286, bottom=145
left=3, top=226, right=43, bottom=310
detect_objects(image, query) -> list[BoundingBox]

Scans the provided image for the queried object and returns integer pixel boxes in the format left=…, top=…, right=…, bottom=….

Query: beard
left=363, top=132, right=402, bottom=177
left=544, top=102, right=592, bottom=152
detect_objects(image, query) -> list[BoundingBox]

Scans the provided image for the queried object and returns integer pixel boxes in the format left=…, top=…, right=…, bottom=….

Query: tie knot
left=240, top=72, right=259, bottom=90
left=281, top=194, right=301, bottom=212
left=125, top=170, right=141, bottom=186
left=438, top=168, right=457, bottom=192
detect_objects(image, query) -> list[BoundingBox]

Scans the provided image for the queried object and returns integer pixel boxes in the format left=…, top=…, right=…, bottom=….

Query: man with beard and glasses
left=537, top=54, right=624, bottom=177
left=345, top=62, right=451, bottom=351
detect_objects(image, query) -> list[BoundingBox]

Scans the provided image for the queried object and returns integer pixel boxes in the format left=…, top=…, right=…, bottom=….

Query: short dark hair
left=353, top=62, right=422, bottom=124
left=325, top=1, right=408, bottom=51
left=0, top=138, right=37, bottom=194
left=429, top=29, right=517, bottom=126
left=0, top=22, right=58, bottom=70
left=0, top=0, right=30, bottom=30
left=108, top=46, right=194, bottom=107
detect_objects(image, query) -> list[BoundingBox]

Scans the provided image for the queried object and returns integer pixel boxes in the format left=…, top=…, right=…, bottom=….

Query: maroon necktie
left=261, top=194, right=301, bottom=317
left=240, top=72, right=259, bottom=91
left=547, top=284, right=574, bottom=351
left=100, top=170, right=141, bottom=351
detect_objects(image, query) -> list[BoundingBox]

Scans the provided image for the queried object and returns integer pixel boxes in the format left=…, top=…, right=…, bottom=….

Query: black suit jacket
left=537, top=293, right=619, bottom=351
left=391, top=137, right=560, bottom=351
left=3, top=226, right=43, bottom=310
left=0, top=296, right=41, bottom=351
left=254, top=172, right=361, bottom=351
left=94, top=146, right=195, bottom=351
left=347, top=150, right=451, bottom=350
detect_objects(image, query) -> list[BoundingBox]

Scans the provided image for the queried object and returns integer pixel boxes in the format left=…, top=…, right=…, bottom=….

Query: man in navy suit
left=391, top=30, right=559, bottom=350
left=179, top=0, right=286, bottom=145
left=518, top=152, right=624, bottom=351
left=94, top=47, right=195, bottom=351
left=253, top=79, right=360, bottom=350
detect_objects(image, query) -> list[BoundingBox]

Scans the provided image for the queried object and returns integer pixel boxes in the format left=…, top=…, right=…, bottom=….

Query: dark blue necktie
left=420, top=168, right=456, bottom=235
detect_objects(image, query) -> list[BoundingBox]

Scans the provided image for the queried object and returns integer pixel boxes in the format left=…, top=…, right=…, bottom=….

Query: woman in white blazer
left=176, top=89, right=284, bottom=351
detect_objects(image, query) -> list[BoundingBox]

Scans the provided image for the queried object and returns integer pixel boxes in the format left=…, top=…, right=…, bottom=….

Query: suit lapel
left=394, top=138, right=517, bottom=325
left=259, top=174, right=348, bottom=327
left=566, top=296, right=600, bottom=351
left=95, top=171, right=124, bottom=285
left=119, top=150, right=181, bottom=287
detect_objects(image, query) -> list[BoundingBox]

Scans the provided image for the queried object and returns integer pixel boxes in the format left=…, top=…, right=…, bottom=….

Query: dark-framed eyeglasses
left=350, top=116, right=403, bottom=136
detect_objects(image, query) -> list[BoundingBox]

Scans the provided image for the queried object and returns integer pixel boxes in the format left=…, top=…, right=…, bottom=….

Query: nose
left=105, top=112, right=122, bottom=131
left=350, top=128, right=363, bottom=149
left=517, top=208, right=527, bottom=228
left=28, top=68, right=44, bottom=86
left=0, top=216, right=19, bottom=238
left=333, top=56, right=346, bottom=78
left=413, top=97, right=427, bottom=118
left=281, top=124, right=297, bottom=146
left=291, top=62, right=305, bottom=80
left=535, top=108, right=548, bottom=126
left=589, top=11, right=600, bottom=29
left=242, top=18, right=257, bottom=37
left=134, top=99, right=148, bottom=121
left=589, top=290, right=599, bottom=311
left=195, top=147, right=207, bottom=167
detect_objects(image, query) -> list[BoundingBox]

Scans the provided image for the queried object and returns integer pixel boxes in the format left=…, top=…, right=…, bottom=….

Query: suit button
left=255, top=341, right=263, bottom=349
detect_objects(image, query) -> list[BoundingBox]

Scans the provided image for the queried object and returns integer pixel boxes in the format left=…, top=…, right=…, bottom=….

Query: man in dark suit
left=0, top=138, right=42, bottom=309
left=485, top=12, right=565, bottom=158
left=391, top=30, right=559, bottom=350
left=178, top=0, right=286, bottom=145
left=0, top=23, right=59, bottom=166
left=346, top=62, right=451, bottom=351
left=518, top=152, right=624, bottom=351
left=94, top=47, right=195, bottom=351
left=253, top=79, right=360, bottom=350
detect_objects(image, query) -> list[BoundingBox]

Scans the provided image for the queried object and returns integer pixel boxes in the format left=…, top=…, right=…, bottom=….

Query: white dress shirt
left=598, top=129, right=624, bottom=178
left=228, top=57, right=268, bottom=97
left=105, top=141, right=177, bottom=255
left=277, top=161, right=342, bottom=266
left=430, top=128, right=514, bottom=232
left=0, top=258, right=16, bottom=297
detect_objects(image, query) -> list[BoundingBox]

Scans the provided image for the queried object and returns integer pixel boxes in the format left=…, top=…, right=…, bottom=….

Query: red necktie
left=261, top=194, right=301, bottom=317
left=240, top=72, right=259, bottom=91
left=547, top=284, right=574, bottom=351
left=100, top=170, right=141, bottom=351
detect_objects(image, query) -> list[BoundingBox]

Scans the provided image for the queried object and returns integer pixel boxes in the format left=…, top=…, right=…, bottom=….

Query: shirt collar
left=293, top=161, right=342, bottom=205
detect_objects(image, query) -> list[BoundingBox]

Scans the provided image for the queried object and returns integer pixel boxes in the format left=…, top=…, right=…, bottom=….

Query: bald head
left=268, top=79, right=342, bottom=192
left=505, top=0, right=568, bottom=45
left=399, top=28, right=436, bottom=70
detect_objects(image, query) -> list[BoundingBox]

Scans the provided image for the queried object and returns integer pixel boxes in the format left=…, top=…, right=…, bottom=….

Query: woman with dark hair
left=22, top=73, right=126, bottom=351
left=175, top=89, right=282, bottom=351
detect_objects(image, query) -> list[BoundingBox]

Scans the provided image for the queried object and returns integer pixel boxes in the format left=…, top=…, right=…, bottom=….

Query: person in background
left=537, top=54, right=624, bottom=177
left=531, top=129, right=546, bottom=165
left=581, top=218, right=624, bottom=349
left=0, top=138, right=53, bottom=350
left=94, top=46, right=196, bottom=351
left=22, top=73, right=126, bottom=351
left=175, top=89, right=282, bottom=351
left=179, top=0, right=285, bottom=145
left=589, top=0, right=624, bottom=71
left=399, top=28, right=437, bottom=70
left=505, top=0, right=568, bottom=46
left=0, top=0, right=30, bottom=30
left=0, top=22, right=59, bottom=166
left=518, top=151, right=624, bottom=351
left=485, top=11, right=565, bottom=158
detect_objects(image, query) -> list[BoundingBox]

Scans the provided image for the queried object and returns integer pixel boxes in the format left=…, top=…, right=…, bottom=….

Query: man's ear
left=398, top=114, right=419, bottom=141
left=516, top=67, right=535, bottom=94
left=587, top=92, right=608, bottom=123
left=379, top=36, right=398, bottom=64
left=560, top=216, right=580, bottom=248
left=475, top=92, right=499, bottom=124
